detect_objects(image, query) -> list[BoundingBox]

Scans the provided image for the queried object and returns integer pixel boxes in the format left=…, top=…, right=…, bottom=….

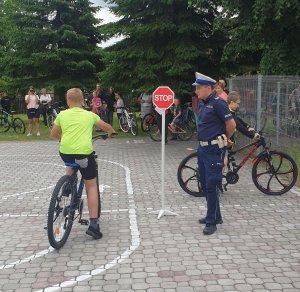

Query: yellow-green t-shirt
left=54, top=107, right=100, bottom=154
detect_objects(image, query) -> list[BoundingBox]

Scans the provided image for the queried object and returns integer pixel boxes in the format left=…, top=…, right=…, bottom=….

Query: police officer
left=193, top=72, right=236, bottom=235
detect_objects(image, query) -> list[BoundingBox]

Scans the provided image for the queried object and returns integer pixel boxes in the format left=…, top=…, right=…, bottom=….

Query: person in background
left=91, top=91, right=102, bottom=115
left=169, top=97, right=182, bottom=140
left=105, top=86, right=116, bottom=126
left=25, top=86, right=41, bottom=136
left=115, top=92, right=124, bottom=129
left=139, top=93, right=152, bottom=119
left=95, top=84, right=107, bottom=122
left=1, top=91, right=15, bottom=119
left=219, top=79, right=229, bottom=94
left=288, top=83, right=300, bottom=119
left=39, top=88, right=52, bottom=126
left=215, top=81, right=228, bottom=102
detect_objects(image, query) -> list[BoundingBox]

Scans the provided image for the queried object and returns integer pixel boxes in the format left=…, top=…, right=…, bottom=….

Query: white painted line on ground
left=37, top=158, right=140, bottom=292
left=291, top=188, right=300, bottom=197
left=0, top=247, right=54, bottom=270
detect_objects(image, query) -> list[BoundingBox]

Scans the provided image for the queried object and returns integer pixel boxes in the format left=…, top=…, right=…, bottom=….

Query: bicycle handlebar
left=92, top=132, right=118, bottom=141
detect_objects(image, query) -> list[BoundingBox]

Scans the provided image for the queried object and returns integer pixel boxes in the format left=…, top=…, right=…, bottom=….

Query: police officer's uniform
left=193, top=72, right=234, bottom=235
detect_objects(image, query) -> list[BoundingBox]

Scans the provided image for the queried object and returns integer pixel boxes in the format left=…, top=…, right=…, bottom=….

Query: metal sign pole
left=149, top=109, right=179, bottom=219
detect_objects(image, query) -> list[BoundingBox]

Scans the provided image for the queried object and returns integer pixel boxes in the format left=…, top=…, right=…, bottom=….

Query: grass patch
left=0, top=113, right=149, bottom=142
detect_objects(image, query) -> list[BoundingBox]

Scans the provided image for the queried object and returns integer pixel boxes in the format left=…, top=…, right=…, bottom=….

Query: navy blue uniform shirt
left=197, top=93, right=233, bottom=141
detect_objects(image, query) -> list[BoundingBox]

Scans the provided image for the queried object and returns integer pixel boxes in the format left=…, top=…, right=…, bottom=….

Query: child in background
left=91, top=91, right=101, bottom=115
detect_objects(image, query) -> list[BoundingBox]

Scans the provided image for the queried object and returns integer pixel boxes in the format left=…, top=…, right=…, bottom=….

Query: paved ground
left=0, top=137, right=300, bottom=292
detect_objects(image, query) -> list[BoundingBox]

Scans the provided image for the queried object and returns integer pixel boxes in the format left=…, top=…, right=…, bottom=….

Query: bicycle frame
left=122, top=108, right=133, bottom=128
left=229, top=137, right=267, bottom=172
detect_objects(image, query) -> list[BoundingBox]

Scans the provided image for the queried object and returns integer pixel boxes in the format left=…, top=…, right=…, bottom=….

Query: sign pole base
left=149, top=208, right=179, bottom=220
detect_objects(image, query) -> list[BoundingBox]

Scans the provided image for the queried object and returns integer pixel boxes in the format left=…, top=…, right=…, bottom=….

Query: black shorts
left=27, top=108, right=40, bottom=119
left=59, top=152, right=97, bottom=180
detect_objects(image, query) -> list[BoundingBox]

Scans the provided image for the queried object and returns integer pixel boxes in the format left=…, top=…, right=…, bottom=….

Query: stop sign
left=152, top=86, right=174, bottom=109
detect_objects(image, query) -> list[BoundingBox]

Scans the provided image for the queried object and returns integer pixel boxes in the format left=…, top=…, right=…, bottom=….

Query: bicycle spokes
left=253, top=152, right=297, bottom=195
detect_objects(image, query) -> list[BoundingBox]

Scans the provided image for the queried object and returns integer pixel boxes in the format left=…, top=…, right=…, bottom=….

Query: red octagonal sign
left=152, top=86, right=174, bottom=109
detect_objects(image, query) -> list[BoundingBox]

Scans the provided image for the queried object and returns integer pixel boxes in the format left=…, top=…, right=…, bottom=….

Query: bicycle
left=177, top=132, right=298, bottom=197
left=0, top=109, right=26, bottom=134
left=47, top=133, right=115, bottom=249
left=119, top=107, right=138, bottom=135
left=46, top=102, right=65, bottom=128
left=149, top=112, right=194, bottom=142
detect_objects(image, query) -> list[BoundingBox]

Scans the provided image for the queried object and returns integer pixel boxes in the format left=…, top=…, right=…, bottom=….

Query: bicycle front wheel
left=119, top=114, right=129, bottom=132
left=252, top=151, right=298, bottom=195
left=131, top=118, right=138, bottom=136
left=13, top=118, right=26, bottom=134
left=47, top=175, right=74, bottom=249
left=0, top=116, right=10, bottom=133
left=177, top=152, right=204, bottom=197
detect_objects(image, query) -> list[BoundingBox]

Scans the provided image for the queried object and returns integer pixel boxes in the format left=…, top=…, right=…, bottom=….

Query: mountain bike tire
left=177, top=125, right=194, bottom=141
left=131, top=118, right=138, bottom=136
left=177, top=152, right=204, bottom=197
left=13, top=117, right=26, bottom=134
left=149, top=124, right=161, bottom=141
left=252, top=151, right=298, bottom=195
left=47, top=175, right=74, bottom=249
left=119, top=114, right=129, bottom=132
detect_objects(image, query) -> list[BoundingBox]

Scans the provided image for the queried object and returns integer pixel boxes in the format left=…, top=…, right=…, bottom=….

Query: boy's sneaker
left=27, top=133, right=32, bottom=136
left=86, top=224, right=103, bottom=240
left=37, top=132, right=41, bottom=136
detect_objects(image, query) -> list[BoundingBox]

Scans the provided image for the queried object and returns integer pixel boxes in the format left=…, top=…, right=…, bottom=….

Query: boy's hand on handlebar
left=248, top=127, right=255, bottom=132
left=108, top=131, right=118, bottom=138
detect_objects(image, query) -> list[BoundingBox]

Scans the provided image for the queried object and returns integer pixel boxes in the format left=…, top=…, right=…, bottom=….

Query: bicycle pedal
left=79, top=219, right=89, bottom=225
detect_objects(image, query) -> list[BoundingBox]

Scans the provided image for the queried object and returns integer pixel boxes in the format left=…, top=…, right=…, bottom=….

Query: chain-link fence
left=227, top=75, right=300, bottom=143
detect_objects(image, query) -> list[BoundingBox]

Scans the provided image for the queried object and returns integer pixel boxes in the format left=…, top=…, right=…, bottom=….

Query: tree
left=100, top=0, right=225, bottom=99
left=216, top=0, right=300, bottom=75
left=0, top=0, right=104, bottom=97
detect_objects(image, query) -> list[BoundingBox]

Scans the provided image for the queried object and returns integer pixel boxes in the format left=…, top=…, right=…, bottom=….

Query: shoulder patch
left=214, top=97, right=220, bottom=100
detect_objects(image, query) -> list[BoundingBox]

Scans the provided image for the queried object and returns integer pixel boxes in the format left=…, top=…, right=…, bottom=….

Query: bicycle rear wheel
left=13, top=118, right=26, bottom=134
left=177, top=152, right=204, bottom=197
left=177, top=125, right=194, bottom=141
left=149, top=124, right=161, bottom=141
left=141, top=113, right=155, bottom=132
left=0, top=116, right=10, bottom=133
left=252, top=151, right=298, bottom=195
left=47, top=175, right=74, bottom=249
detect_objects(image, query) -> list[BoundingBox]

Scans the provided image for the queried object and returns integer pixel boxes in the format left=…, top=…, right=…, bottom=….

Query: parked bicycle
left=0, top=109, right=26, bottom=134
left=47, top=133, right=116, bottom=249
left=46, top=101, right=65, bottom=128
left=119, top=107, right=138, bottom=135
left=177, top=132, right=298, bottom=197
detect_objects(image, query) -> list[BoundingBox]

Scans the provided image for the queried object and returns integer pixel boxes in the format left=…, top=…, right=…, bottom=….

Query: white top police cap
left=192, top=72, right=216, bottom=86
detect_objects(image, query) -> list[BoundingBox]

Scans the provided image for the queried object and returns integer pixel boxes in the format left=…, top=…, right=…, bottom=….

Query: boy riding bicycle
left=50, top=88, right=116, bottom=240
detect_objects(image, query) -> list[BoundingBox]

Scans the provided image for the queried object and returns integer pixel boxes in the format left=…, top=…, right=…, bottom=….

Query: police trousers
left=197, top=144, right=225, bottom=225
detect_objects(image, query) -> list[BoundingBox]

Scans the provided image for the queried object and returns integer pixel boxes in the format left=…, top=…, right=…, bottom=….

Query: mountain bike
left=177, top=132, right=298, bottom=197
left=119, top=107, right=138, bottom=135
left=47, top=133, right=116, bottom=249
left=149, top=116, right=194, bottom=142
left=0, top=109, right=26, bottom=134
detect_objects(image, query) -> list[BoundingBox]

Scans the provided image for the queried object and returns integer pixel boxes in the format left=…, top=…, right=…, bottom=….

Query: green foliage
left=216, top=0, right=300, bottom=75
left=0, top=0, right=104, bottom=98
left=100, top=0, right=226, bottom=98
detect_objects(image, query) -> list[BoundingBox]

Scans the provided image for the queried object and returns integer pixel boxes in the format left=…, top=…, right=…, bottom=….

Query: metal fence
left=227, top=75, right=300, bottom=148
